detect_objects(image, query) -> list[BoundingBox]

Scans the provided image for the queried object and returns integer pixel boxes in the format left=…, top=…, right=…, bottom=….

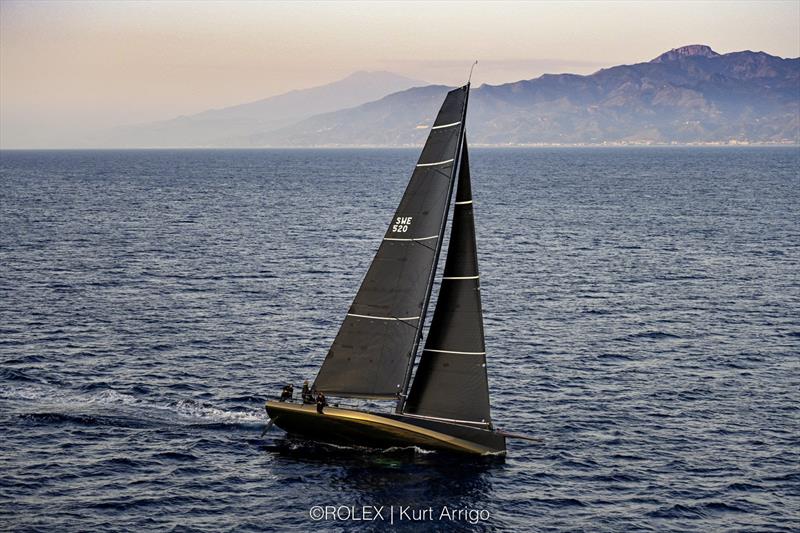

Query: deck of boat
left=265, top=401, right=506, bottom=455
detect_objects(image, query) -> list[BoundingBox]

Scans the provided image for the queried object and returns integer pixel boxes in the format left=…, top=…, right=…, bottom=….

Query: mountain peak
left=651, top=44, right=720, bottom=63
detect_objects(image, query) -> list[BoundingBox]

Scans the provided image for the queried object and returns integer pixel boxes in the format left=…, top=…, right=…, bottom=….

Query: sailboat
left=265, top=82, right=509, bottom=455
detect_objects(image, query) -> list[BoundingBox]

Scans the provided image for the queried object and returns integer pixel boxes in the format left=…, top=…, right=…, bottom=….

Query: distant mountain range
left=101, top=46, right=799, bottom=147
left=98, top=71, right=427, bottom=147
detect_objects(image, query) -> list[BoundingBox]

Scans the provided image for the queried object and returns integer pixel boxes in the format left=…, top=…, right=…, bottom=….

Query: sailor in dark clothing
left=279, top=384, right=294, bottom=402
left=302, top=380, right=312, bottom=404
left=316, top=392, right=327, bottom=414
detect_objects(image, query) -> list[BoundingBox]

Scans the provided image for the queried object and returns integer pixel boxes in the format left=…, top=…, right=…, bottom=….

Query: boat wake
left=261, top=437, right=455, bottom=466
left=1, top=383, right=266, bottom=429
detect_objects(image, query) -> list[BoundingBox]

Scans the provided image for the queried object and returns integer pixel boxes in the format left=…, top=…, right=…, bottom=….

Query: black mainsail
left=403, top=140, right=492, bottom=426
left=313, top=85, right=470, bottom=399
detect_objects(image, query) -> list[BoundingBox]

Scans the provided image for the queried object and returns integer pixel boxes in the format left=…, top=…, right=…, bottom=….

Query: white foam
left=172, top=399, right=264, bottom=424
left=0, top=383, right=266, bottom=425
left=382, top=445, right=438, bottom=455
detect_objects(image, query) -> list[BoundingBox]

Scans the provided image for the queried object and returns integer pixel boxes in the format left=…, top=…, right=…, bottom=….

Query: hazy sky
left=1, top=0, right=798, bottom=148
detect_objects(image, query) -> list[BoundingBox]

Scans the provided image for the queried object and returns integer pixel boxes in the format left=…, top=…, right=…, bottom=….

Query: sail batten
left=383, top=235, right=439, bottom=242
left=312, top=85, right=470, bottom=399
left=423, top=348, right=486, bottom=355
left=416, top=159, right=455, bottom=167
left=346, top=313, right=421, bottom=321
left=431, top=121, right=461, bottom=130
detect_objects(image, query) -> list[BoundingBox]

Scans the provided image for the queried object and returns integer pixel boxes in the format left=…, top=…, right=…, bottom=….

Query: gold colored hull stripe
left=265, top=402, right=494, bottom=455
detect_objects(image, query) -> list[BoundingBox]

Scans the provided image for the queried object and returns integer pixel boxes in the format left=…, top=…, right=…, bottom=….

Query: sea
left=1, top=147, right=798, bottom=532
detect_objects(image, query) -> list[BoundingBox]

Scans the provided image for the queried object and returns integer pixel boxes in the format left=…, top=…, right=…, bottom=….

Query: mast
left=395, top=85, right=471, bottom=413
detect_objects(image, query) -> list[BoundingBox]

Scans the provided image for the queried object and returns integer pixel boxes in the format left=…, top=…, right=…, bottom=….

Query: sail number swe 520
left=392, top=216, right=413, bottom=233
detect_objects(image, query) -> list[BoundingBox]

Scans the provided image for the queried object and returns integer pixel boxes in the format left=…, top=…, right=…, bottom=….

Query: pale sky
left=1, top=0, right=798, bottom=148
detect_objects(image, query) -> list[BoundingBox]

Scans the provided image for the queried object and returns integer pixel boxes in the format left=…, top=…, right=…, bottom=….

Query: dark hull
left=265, top=401, right=506, bottom=455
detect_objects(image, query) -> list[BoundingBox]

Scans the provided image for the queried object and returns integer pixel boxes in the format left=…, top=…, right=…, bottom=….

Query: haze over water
left=1, top=147, right=798, bottom=531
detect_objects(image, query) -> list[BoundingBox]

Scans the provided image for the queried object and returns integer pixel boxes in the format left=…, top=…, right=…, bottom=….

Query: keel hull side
left=265, top=401, right=505, bottom=455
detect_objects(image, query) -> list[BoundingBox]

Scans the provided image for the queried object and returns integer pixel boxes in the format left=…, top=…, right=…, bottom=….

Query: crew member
left=316, top=392, right=327, bottom=414
left=302, top=380, right=312, bottom=404
left=279, top=384, right=294, bottom=402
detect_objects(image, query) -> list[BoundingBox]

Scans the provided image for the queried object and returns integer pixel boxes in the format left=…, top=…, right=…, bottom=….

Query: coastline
left=2, top=142, right=798, bottom=151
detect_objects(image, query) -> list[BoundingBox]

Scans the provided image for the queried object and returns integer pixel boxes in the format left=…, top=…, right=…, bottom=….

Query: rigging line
left=468, top=60, right=478, bottom=84
left=416, top=163, right=456, bottom=181
left=394, top=317, right=421, bottom=329
left=431, top=166, right=454, bottom=180
left=414, top=239, right=436, bottom=252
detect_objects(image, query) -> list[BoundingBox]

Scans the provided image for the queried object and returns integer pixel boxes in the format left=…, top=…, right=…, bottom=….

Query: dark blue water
left=1, top=148, right=798, bottom=531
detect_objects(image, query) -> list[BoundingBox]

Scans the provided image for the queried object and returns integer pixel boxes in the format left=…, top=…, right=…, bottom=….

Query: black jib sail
left=403, top=140, right=493, bottom=426
left=313, top=85, right=469, bottom=399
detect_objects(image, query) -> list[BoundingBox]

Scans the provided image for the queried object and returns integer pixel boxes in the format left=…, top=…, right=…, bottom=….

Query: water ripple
left=1, top=147, right=798, bottom=531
